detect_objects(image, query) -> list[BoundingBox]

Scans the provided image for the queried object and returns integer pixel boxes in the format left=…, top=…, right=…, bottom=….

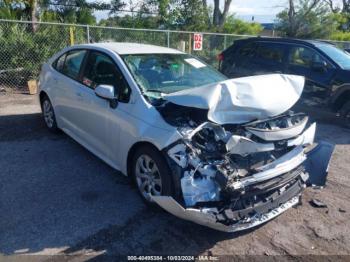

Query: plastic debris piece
left=310, top=199, right=327, bottom=208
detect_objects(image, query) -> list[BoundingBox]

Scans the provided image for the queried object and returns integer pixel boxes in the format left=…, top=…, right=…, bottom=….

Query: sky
left=91, top=0, right=294, bottom=23
left=229, top=0, right=286, bottom=23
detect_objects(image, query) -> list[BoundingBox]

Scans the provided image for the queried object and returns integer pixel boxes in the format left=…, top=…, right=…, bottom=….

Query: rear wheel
left=340, top=101, right=350, bottom=128
left=41, top=96, right=59, bottom=133
left=131, top=146, right=173, bottom=205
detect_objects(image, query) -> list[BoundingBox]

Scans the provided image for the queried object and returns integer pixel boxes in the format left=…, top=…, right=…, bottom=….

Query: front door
left=286, top=45, right=336, bottom=105
left=77, top=50, right=131, bottom=162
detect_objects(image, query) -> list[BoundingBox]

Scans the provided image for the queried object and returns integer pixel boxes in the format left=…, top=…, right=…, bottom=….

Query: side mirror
left=312, top=61, right=327, bottom=72
left=95, top=84, right=119, bottom=108
left=95, top=84, right=115, bottom=100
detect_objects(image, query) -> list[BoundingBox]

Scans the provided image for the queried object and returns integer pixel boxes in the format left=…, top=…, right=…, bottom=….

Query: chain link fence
left=0, top=20, right=87, bottom=89
left=326, top=40, right=350, bottom=49
left=1, top=19, right=350, bottom=91
left=0, top=19, right=254, bottom=90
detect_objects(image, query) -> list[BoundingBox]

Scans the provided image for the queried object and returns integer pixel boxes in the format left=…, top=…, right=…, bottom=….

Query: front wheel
left=41, top=96, right=59, bottom=133
left=131, top=146, right=174, bottom=205
left=340, top=101, right=350, bottom=128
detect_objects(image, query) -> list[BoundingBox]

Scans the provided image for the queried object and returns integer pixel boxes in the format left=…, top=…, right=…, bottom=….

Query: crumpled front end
left=153, top=110, right=332, bottom=232
left=151, top=74, right=333, bottom=232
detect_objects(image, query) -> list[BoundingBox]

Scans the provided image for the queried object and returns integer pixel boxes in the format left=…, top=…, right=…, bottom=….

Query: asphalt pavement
left=1, top=92, right=350, bottom=260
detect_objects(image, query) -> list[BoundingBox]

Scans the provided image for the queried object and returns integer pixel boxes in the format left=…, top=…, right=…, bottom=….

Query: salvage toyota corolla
left=38, top=43, right=333, bottom=232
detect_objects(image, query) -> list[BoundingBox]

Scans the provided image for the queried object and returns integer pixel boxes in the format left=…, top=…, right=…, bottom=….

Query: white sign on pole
left=193, top=33, right=203, bottom=51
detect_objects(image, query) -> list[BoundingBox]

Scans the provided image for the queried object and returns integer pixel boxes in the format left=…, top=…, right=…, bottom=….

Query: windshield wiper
left=143, top=89, right=165, bottom=94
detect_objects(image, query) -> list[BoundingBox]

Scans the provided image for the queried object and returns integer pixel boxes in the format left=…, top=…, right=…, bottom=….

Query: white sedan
left=38, top=43, right=333, bottom=232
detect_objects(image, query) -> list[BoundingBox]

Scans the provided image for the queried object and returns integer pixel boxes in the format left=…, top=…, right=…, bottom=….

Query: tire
left=131, top=145, right=174, bottom=206
left=41, top=96, right=59, bottom=133
left=340, top=101, right=350, bottom=129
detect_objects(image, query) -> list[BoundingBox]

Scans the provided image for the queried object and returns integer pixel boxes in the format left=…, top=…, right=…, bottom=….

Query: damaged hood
left=162, top=74, right=305, bottom=124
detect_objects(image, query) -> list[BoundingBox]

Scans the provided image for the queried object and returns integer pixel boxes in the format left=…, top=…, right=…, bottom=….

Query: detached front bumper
left=152, top=195, right=300, bottom=232
left=153, top=141, right=333, bottom=233
left=152, top=164, right=305, bottom=232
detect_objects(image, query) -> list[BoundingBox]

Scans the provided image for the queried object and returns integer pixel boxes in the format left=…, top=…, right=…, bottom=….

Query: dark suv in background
left=218, top=37, right=350, bottom=125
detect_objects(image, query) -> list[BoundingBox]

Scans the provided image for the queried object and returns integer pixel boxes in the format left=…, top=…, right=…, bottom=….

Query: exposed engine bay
left=151, top=74, right=334, bottom=232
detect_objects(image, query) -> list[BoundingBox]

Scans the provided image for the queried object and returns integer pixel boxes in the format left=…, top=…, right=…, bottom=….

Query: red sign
left=193, top=33, right=203, bottom=51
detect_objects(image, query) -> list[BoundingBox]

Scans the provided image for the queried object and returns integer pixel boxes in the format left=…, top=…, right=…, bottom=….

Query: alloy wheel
left=135, top=154, right=162, bottom=201
left=43, top=100, right=54, bottom=128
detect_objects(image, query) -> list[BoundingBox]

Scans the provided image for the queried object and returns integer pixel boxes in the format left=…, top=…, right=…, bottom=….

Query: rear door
left=223, top=41, right=258, bottom=77
left=286, top=45, right=336, bottom=103
left=53, top=49, right=88, bottom=133
left=251, top=41, right=288, bottom=75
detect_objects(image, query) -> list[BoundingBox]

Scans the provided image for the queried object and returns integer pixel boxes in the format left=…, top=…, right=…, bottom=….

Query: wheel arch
left=126, top=141, right=161, bottom=177
left=126, top=140, right=183, bottom=200
left=39, top=90, right=49, bottom=108
left=332, top=86, right=350, bottom=111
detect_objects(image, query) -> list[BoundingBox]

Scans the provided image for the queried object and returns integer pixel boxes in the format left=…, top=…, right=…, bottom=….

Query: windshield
left=121, top=53, right=227, bottom=96
left=316, top=43, right=350, bottom=69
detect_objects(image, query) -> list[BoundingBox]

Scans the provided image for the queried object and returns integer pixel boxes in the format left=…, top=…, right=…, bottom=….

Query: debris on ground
left=311, top=185, right=324, bottom=190
left=339, top=208, right=346, bottom=213
left=310, top=198, right=328, bottom=208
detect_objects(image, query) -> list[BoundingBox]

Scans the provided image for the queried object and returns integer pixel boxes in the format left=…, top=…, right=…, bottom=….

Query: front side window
left=288, top=46, right=326, bottom=68
left=53, top=53, right=66, bottom=72
left=82, top=51, right=130, bottom=102
left=256, top=43, right=284, bottom=63
left=121, top=53, right=227, bottom=96
left=316, top=43, right=350, bottom=69
left=62, top=50, right=86, bottom=80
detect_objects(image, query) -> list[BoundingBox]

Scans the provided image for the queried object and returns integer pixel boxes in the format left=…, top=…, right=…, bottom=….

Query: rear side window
left=256, top=42, right=284, bottom=63
left=62, top=50, right=87, bottom=80
left=82, top=51, right=131, bottom=102
left=237, top=42, right=256, bottom=58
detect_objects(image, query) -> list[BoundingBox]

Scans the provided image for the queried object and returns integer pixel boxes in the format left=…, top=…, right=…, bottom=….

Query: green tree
left=222, top=15, right=262, bottom=35
left=212, top=0, right=232, bottom=27
left=276, top=0, right=336, bottom=38
left=46, top=0, right=97, bottom=24
left=0, top=1, right=22, bottom=20
left=0, top=0, right=103, bottom=25
left=174, top=0, right=235, bottom=30
left=109, top=0, right=126, bottom=15
left=323, top=0, right=350, bottom=32
left=0, top=0, right=39, bottom=31
left=169, top=0, right=209, bottom=30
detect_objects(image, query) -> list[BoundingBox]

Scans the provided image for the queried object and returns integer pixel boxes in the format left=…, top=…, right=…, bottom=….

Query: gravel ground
left=1, top=91, right=350, bottom=260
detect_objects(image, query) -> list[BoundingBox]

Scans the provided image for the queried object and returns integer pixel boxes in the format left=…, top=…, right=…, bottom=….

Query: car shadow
left=1, top=112, right=349, bottom=258
left=0, top=113, right=250, bottom=258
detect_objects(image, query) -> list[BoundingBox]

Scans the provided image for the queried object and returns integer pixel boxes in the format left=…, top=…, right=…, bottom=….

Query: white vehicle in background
left=38, top=43, right=333, bottom=232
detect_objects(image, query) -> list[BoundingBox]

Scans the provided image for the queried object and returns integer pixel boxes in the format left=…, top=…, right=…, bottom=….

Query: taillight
left=217, top=53, right=224, bottom=70
left=217, top=53, right=224, bottom=61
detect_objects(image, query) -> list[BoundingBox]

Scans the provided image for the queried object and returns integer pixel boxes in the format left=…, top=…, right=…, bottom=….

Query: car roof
left=76, top=42, right=185, bottom=55
left=234, top=37, right=333, bottom=48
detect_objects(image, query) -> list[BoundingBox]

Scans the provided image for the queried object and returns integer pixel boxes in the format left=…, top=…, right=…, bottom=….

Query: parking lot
left=1, top=91, right=350, bottom=259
